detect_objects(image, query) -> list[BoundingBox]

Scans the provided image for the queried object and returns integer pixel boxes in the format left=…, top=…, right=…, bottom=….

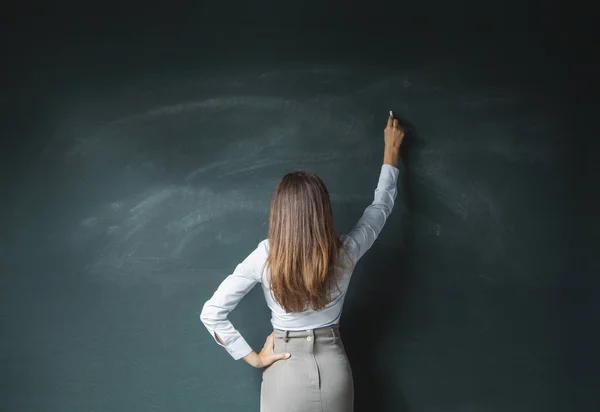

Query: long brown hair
left=264, top=170, right=344, bottom=313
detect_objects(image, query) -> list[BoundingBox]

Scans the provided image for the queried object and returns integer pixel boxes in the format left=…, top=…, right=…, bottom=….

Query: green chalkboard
left=1, top=8, right=597, bottom=412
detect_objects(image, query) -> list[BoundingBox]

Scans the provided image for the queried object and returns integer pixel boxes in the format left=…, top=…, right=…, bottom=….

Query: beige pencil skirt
left=260, top=324, right=354, bottom=412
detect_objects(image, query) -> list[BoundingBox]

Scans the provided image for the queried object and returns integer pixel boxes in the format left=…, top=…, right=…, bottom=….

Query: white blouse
left=200, top=164, right=400, bottom=359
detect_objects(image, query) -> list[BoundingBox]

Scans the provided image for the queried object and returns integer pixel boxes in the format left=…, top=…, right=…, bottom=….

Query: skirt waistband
left=273, top=324, right=340, bottom=340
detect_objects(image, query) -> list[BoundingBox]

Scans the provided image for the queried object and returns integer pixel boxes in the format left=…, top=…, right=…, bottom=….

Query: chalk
left=389, top=110, right=393, bottom=117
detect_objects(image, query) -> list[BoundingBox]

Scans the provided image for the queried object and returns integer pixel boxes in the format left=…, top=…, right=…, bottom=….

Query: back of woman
left=200, top=112, right=404, bottom=412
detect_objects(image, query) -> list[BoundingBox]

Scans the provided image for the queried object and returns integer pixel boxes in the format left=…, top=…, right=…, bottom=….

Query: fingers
left=387, top=111, right=402, bottom=131
left=387, top=112, right=394, bottom=128
left=272, top=352, right=290, bottom=361
left=265, top=352, right=291, bottom=366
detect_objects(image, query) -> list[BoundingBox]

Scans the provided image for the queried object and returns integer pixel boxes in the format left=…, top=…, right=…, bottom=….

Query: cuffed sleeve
left=343, top=164, right=400, bottom=263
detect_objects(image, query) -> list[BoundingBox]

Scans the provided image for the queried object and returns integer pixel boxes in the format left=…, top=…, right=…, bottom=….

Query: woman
left=200, top=112, right=404, bottom=412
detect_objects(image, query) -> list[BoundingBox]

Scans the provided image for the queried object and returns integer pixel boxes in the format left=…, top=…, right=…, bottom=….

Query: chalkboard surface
left=1, top=3, right=598, bottom=412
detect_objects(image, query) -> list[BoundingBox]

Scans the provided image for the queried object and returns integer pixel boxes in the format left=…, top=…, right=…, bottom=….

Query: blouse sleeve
left=200, top=240, right=266, bottom=360
left=342, top=164, right=400, bottom=264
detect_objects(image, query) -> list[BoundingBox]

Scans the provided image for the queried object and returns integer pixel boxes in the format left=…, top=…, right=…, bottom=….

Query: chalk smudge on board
left=78, top=184, right=270, bottom=281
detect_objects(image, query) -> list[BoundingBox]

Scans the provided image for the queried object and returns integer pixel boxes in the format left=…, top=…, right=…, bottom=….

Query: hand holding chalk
left=383, top=110, right=404, bottom=167
left=385, top=110, right=404, bottom=148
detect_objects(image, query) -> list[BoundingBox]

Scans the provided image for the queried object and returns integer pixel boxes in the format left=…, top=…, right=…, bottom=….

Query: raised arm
left=343, top=112, right=404, bottom=263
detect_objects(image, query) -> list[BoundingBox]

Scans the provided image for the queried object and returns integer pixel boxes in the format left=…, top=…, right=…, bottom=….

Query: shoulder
left=258, top=238, right=269, bottom=251
left=244, top=238, right=269, bottom=259
left=237, top=239, right=269, bottom=282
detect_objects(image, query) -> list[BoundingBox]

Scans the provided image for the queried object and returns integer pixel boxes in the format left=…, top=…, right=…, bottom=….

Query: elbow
left=383, top=205, right=393, bottom=218
left=200, top=300, right=230, bottom=330
left=199, top=301, right=212, bottom=326
left=199, top=309, right=207, bottom=325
